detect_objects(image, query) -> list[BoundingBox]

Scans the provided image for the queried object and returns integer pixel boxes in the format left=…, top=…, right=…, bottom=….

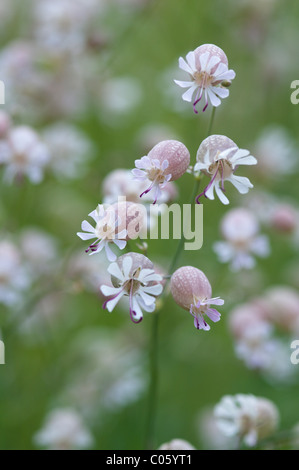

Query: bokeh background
left=0, top=0, right=299, bottom=450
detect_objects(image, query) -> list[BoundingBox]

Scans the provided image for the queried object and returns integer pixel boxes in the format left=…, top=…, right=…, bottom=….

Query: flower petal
left=206, top=308, right=221, bottom=323
left=229, top=175, right=253, bottom=194
left=215, top=183, right=230, bottom=205
left=122, top=255, right=133, bottom=278
left=174, top=79, right=194, bottom=88
left=77, top=232, right=96, bottom=241
left=182, top=85, right=197, bottom=102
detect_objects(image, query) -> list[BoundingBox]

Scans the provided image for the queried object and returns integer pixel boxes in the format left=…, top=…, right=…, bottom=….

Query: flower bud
left=170, top=266, right=224, bottom=331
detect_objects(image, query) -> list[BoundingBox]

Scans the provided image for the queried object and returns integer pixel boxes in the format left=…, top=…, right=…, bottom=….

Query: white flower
left=0, top=240, right=30, bottom=307
left=214, top=394, right=279, bottom=447
left=101, top=253, right=163, bottom=323
left=174, top=44, right=236, bottom=113
left=2, top=126, right=50, bottom=184
left=132, top=156, right=172, bottom=204
left=43, top=122, right=93, bottom=180
left=77, top=204, right=127, bottom=262
left=132, top=140, right=190, bottom=204
left=213, top=208, right=270, bottom=271
left=254, top=125, right=297, bottom=178
left=194, top=135, right=257, bottom=205
left=34, top=408, right=94, bottom=450
left=158, top=439, right=196, bottom=450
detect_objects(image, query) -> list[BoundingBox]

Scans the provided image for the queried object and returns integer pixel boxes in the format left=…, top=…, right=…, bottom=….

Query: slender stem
left=144, top=108, right=216, bottom=449
left=207, top=106, right=216, bottom=137
left=167, top=177, right=201, bottom=276
left=144, top=309, right=159, bottom=449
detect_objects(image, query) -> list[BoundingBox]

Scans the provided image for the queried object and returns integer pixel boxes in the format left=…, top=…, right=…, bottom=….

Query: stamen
left=193, top=87, right=203, bottom=114
left=85, top=243, right=99, bottom=253
left=196, top=163, right=220, bottom=204
left=102, top=285, right=125, bottom=310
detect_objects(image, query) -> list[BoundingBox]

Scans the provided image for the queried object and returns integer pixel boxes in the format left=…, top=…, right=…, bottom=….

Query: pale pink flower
left=174, top=44, right=236, bottom=113
left=170, top=266, right=224, bottom=331
left=77, top=204, right=127, bottom=262
left=194, top=135, right=257, bottom=205
left=270, top=204, right=298, bottom=234
left=213, top=208, right=270, bottom=271
left=132, top=140, right=190, bottom=204
left=101, top=253, right=163, bottom=323
left=2, top=126, right=50, bottom=184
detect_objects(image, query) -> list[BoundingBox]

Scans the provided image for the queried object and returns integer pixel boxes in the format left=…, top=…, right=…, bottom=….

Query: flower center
left=208, top=158, right=233, bottom=180
left=193, top=296, right=208, bottom=315
left=96, top=222, right=115, bottom=240
left=147, top=167, right=165, bottom=184
left=193, top=71, right=213, bottom=88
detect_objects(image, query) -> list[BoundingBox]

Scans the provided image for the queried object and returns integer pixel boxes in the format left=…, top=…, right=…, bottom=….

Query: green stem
left=207, top=106, right=216, bottom=137
left=144, top=309, right=159, bottom=450
left=144, top=107, right=216, bottom=449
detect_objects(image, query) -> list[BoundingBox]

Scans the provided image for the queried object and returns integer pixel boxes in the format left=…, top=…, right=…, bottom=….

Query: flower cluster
left=214, top=394, right=279, bottom=447
left=229, top=286, right=299, bottom=382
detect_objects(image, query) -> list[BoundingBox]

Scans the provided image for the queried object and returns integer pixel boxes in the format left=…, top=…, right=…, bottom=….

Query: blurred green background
left=0, top=0, right=299, bottom=450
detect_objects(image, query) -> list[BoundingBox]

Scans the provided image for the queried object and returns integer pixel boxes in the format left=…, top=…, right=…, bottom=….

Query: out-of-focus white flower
left=101, top=253, right=163, bottom=323
left=213, top=208, right=270, bottom=271
left=158, top=439, right=196, bottom=450
left=19, top=228, right=58, bottom=277
left=195, top=135, right=257, bottom=205
left=254, top=126, right=297, bottom=179
left=77, top=204, right=127, bottom=261
left=197, top=407, right=239, bottom=450
left=60, top=328, right=147, bottom=417
left=102, top=169, right=151, bottom=205
left=214, top=394, right=279, bottom=447
left=229, top=296, right=299, bottom=382
left=170, top=266, right=224, bottom=331
left=67, top=250, right=111, bottom=295
left=1, top=126, right=50, bottom=184
left=0, top=41, right=48, bottom=118
left=43, top=123, right=93, bottom=179
left=33, top=0, right=100, bottom=57
left=100, top=77, right=143, bottom=118
left=132, top=140, right=190, bottom=204
left=0, top=240, right=30, bottom=307
left=34, top=408, right=94, bottom=450
left=103, top=169, right=178, bottom=206
left=174, top=44, right=235, bottom=113
left=263, top=286, right=299, bottom=334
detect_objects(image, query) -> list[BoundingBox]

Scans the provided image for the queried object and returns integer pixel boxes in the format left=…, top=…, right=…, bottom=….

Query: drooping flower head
left=214, top=394, right=279, bottom=447
left=213, top=208, right=270, bottom=271
left=77, top=201, right=144, bottom=262
left=194, top=135, right=257, bottom=204
left=174, top=44, right=236, bottom=113
left=132, top=140, right=190, bottom=204
left=101, top=252, right=163, bottom=323
left=170, top=266, right=224, bottom=331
